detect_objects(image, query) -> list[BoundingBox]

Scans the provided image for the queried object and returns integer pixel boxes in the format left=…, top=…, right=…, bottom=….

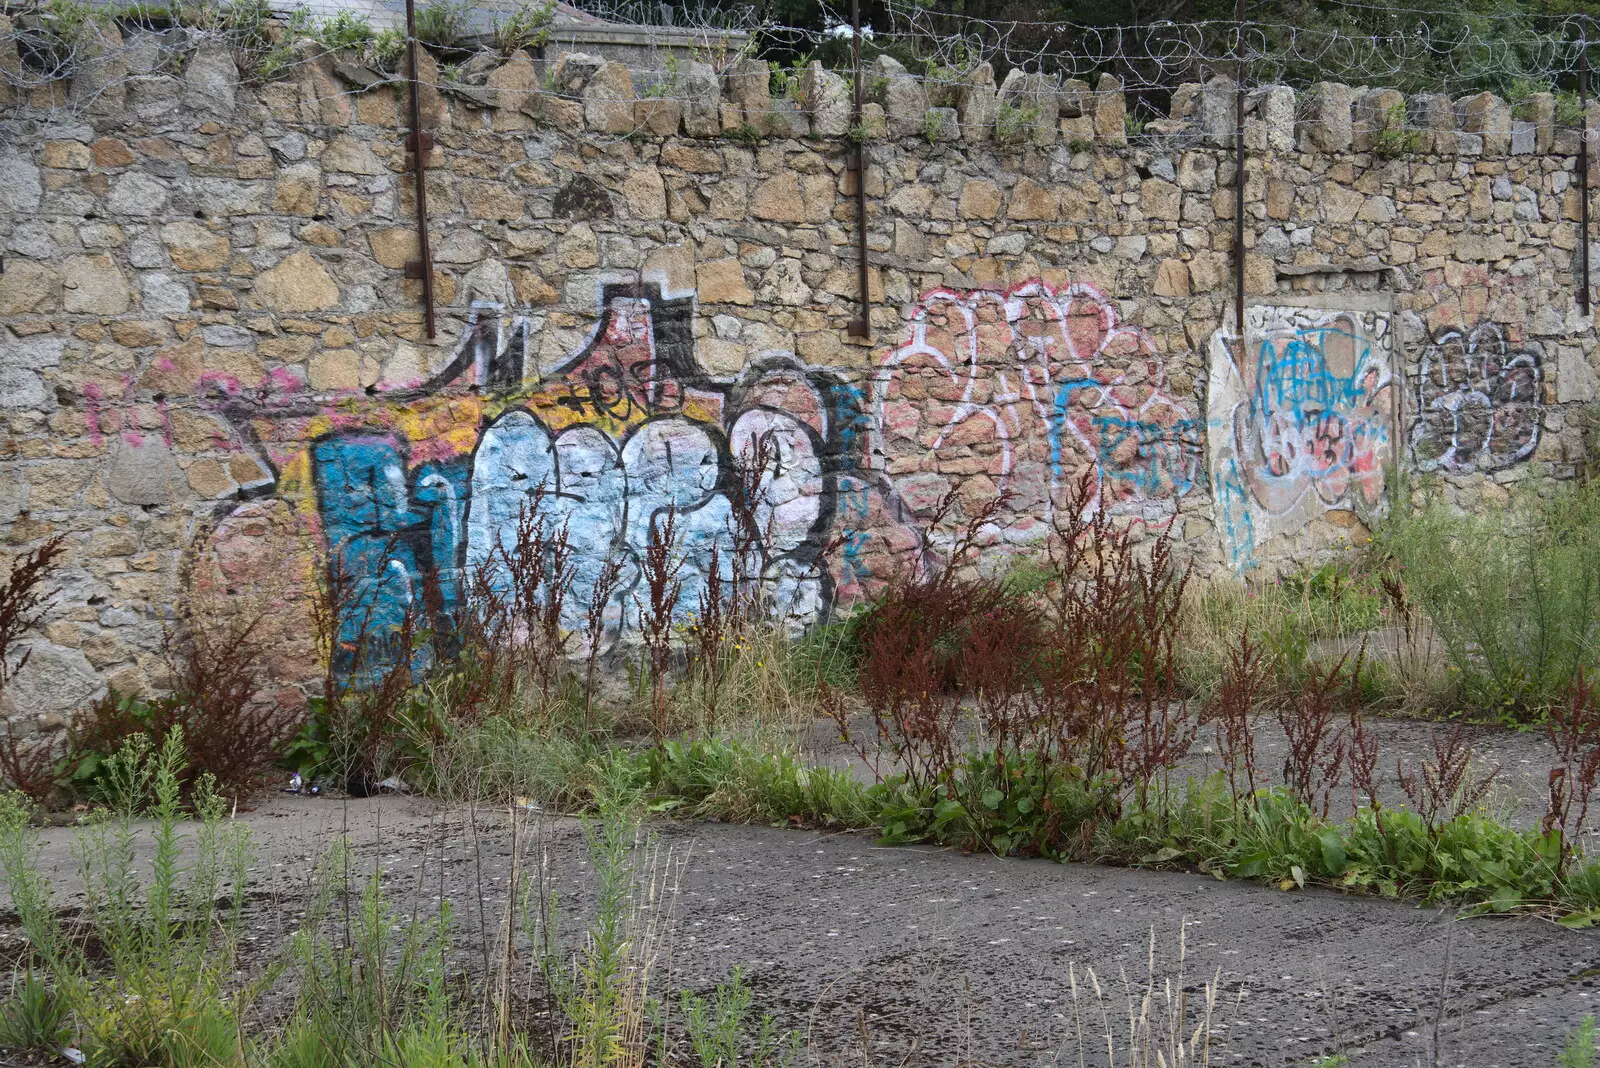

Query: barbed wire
left=2, top=0, right=1599, bottom=135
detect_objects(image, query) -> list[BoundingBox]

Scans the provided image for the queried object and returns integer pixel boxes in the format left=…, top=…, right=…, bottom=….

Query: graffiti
left=865, top=280, right=1200, bottom=553
left=1412, top=323, right=1543, bottom=473
left=204, top=282, right=868, bottom=683
left=201, top=277, right=1198, bottom=683
left=1208, top=306, right=1395, bottom=570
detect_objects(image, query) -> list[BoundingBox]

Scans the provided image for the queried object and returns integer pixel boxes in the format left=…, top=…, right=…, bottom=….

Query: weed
left=275, top=839, right=477, bottom=1068
left=370, top=27, right=406, bottom=70
left=729, top=122, right=764, bottom=145
left=0, top=729, right=259, bottom=1064
left=0, top=971, right=69, bottom=1053
left=0, top=535, right=67, bottom=697
left=1062, top=924, right=1224, bottom=1067
left=1275, top=654, right=1357, bottom=818
left=313, top=9, right=373, bottom=51
left=1379, top=481, right=1600, bottom=720
left=10, top=0, right=100, bottom=83
left=1182, top=563, right=1389, bottom=704
left=0, top=536, right=67, bottom=802
left=1397, top=722, right=1498, bottom=833
left=491, top=1, right=553, bottom=54
left=1207, top=632, right=1268, bottom=803
left=1067, top=137, right=1093, bottom=153
left=993, top=100, right=1039, bottom=142
left=637, top=510, right=684, bottom=742
left=1372, top=101, right=1419, bottom=158
left=68, top=607, right=290, bottom=806
left=1562, top=1016, right=1598, bottom=1068
left=414, top=0, right=469, bottom=47
left=681, top=967, right=800, bottom=1068
left=767, top=61, right=797, bottom=99
left=534, top=795, right=680, bottom=1068
left=1558, top=90, right=1588, bottom=128
left=1544, top=670, right=1600, bottom=868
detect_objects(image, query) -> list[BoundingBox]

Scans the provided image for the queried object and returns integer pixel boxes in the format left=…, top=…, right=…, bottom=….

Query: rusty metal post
left=847, top=0, right=871, bottom=340
left=1582, top=40, right=1592, bottom=316
left=404, top=0, right=436, bottom=339
left=1233, top=0, right=1246, bottom=341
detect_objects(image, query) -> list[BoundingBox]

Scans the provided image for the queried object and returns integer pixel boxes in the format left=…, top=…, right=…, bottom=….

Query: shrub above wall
left=0, top=9, right=1596, bottom=711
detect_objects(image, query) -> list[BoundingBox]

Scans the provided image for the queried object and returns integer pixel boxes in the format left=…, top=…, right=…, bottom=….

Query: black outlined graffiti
left=1412, top=323, right=1544, bottom=473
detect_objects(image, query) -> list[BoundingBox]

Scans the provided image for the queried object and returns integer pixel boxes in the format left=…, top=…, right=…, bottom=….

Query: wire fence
left=7, top=0, right=1600, bottom=118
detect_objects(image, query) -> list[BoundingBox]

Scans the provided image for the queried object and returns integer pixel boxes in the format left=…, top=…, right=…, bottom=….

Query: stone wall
left=1, top=25, right=1596, bottom=714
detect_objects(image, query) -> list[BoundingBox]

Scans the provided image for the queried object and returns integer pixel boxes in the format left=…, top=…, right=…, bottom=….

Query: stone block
left=583, top=61, right=635, bottom=134
left=323, top=134, right=384, bottom=175
left=108, top=437, right=181, bottom=505
left=680, top=61, right=722, bottom=137
left=876, top=56, right=929, bottom=140
left=634, top=97, right=683, bottom=137
left=1511, top=120, right=1536, bottom=155
left=1094, top=73, right=1126, bottom=146
left=1353, top=88, right=1404, bottom=152
left=956, top=63, right=997, bottom=141
left=69, top=22, right=126, bottom=116
left=485, top=51, right=538, bottom=129
left=724, top=58, right=772, bottom=133
left=1456, top=92, right=1511, bottom=155
left=804, top=61, right=850, bottom=138
left=253, top=249, right=339, bottom=311
left=0, top=261, right=59, bottom=315
left=1199, top=76, right=1237, bottom=146
left=1521, top=92, right=1555, bottom=153
left=696, top=258, right=754, bottom=305
left=859, top=103, right=887, bottom=141
left=1303, top=82, right=1355, bottom=152
left=0, top=335, right=61, bottom=410
left=1059, top=78, right=1091, bottom=118
left=998, top=68, right=1059, bottom=146
left=549, top=51, right=602, bottom=93
left=771, top=97, right=811, bottom=138
left=1409, top=92, right=1454, bottom=154
left=182, top=40, right=238, bottom=116
left=1262, top=85, right=1295, bottom=151
left=107, top=172, right=170, bottom=217
left=63, top=254, right=130, bottom=314
left=294, top=39, right=353, bottom=126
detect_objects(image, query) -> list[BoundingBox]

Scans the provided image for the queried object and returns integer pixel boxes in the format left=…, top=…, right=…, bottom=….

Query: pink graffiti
left=1233, top=312, right=1391, bottom=517
left=867, top=280, right=1199, bottom=546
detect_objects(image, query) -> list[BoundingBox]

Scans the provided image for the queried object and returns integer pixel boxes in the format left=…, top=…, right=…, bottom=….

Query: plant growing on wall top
left=313, top=9, right=374, bottom=52
left=413, top=0, right=469, bottom=48
left=1373, top=102, right=1419, bottom=158
left=491, top=1, right=554, bottom=55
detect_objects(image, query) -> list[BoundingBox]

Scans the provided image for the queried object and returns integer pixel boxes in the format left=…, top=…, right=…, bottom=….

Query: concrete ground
left=20, top=792, right=1597, bottom=1068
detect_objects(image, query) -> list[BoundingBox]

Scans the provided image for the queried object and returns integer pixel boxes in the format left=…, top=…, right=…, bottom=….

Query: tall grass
left=1180, top=562, right=1392, bottom=704
left=1380, top=481, right=1600, bottom=720
left=0, top=728, right=258, bottom=1065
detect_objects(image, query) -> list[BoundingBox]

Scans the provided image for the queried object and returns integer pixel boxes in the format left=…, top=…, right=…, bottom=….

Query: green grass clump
left=1182, top=560, right=1389, bottom=702
left=1380, top=480, right=1600, bottom=721
left=312, top=9, right=374, bottom=51
left=413, top=0, right=470, bottom=47
left=0, top=728, right=258, bottom=1064
left=1561, top=1016, right=1598, bottom=1068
